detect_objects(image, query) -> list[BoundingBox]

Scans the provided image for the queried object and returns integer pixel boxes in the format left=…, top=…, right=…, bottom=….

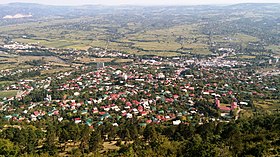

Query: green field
left=266, top=45, right=280, bottom=55
left=234, top=33, right=260, bottom=43
left=2, top=19, right=214, bottom=56
left=239, top=55, right=257, bottom=59
left=0, top=90, right=18, bottom=98
left=255, top=99, right=280, bottom=112
left=41, top=67, right=73, bottom=75
left=0, top=14, right=275, bottom=57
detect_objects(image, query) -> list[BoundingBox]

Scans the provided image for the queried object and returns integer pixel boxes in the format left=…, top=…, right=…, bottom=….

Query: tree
left=25, top=126, right=38, bottom=154
left=221, top=123, right=243, bottom=156
left=0, top=138, right=19, bottom=157
left=182, top=134, right=219, bottom=157
left=128, top=125, right=139, bottom=140
left=67, top=123, right=80, bottom=146
left=79, top=125, right=90, bottom=154
left=143, top=125, right=158, bottom=142
left=58, top=126, right=69, bottom=151
left=89, top=130, right=103, bottom=152
left=43, top=125, right=57, bottom=156
left=11, top=128, right=27, bottom=153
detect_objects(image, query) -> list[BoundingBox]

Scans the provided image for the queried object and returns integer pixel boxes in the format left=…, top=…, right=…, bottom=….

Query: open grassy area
left=0, top=90, right=19, bottom=98
left=1, top=54, right=65, bottom=64
left=114, top=59, right=134, bottom=63
left=0, top=81, right=14, bottom=86
left=255, top=99, right=280, bottom=112
left=239, top=55, right=257, bottom=59
left=134, top=41, right=181, bottom=51
left=0, top=64, right=18, bottom=70
left=234, top=33, right=260, bottom=43
left=239, top=109, right=254, bottom=118
left=266, top=45, right=280, bottom=55
left=93, top=58, right=115, bottom=62
left=41, top=67, right=73, bottom=75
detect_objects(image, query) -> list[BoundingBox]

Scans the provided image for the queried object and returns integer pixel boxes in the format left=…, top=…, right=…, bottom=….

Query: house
left=126, top=113, right=133, bottom=119
left=172, top=120, right=181, bottom=125
left=74, top=118, right=82, bottom=124
left=240, top=102, right=248, bottom=106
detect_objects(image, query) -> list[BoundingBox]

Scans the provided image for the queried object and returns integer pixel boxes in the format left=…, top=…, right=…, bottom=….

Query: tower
left=215, top=99, right=220, bottom=108
left=231, top=102, right=237, bottom=110
left=97, top=62, right=104, bottom=69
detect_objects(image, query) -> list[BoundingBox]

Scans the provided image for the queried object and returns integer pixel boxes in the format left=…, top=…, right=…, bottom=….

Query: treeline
left=0, top=70, right=41, bottom=81
left=25, top=59, right=47, bottom=66
left=0, top=113, right=279, bottom=156
left=20, top=51, right=56, bottom=56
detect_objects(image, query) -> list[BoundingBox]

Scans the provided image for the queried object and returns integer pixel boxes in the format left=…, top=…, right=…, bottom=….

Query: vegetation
left=0, top=113, right=279, bottom=156
left=0, top=90, right=18, bottom=98
left=0, top=2, right=279, bottom=157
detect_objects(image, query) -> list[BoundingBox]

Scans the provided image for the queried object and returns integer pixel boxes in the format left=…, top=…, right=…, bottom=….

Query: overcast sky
left=0, top=0, right=279, bottom=6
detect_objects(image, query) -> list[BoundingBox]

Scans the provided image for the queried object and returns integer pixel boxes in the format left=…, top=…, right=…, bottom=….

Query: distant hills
left=228, top=3, right=280, bottom=10
left=0, top=2, right=279, bottom=19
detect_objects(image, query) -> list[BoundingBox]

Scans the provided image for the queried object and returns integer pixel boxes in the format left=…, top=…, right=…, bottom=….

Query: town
left=0, top=2, right=279, bottom=157
left=1, top=40, right=279, bottom=126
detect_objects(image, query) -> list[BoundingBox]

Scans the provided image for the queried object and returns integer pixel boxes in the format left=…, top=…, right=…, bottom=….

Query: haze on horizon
left=0, top=0, right=280, bottom=6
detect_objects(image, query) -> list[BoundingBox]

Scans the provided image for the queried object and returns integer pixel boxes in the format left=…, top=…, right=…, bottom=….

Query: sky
left=0, top=0, right=279, bottom=6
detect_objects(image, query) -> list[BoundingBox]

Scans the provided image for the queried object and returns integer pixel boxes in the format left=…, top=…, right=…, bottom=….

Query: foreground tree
left=43, top=125, right=58, bottom=156
left=0, top=138, right=19, bottom=157
left=79, top=125, right=91, bottom=154
left=89, top=130, right=103, bottom=152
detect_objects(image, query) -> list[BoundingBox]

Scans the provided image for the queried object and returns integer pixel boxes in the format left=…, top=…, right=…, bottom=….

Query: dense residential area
left=0, top=2, right=279, bottom=157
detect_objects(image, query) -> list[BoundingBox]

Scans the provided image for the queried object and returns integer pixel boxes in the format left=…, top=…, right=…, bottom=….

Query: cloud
left=3, top=14, right=32, bottom=19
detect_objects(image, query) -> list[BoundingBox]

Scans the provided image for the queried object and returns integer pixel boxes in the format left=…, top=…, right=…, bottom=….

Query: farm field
left=11, top=24, right=213, bottom=56
left=0, top=53, right=67, bottom=70
left=2, top=16, right=264, bottom=57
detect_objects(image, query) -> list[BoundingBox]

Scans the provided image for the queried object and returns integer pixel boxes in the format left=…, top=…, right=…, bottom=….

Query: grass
left=41, top=68, right=73, bottom=75
left=190, top=48, right=212, bottom=55
left=114, top=59, right=134, bottom=63
left=239, top=110, right=254, bottom=118
left=129, top=51, right=181, bottom=57
left=212, top=35, right=239, bottom=43
left=76, top=57, right=115, bottom=63
left=266, top=45, right=280, bottom=55
left=49, top=63, right=73, bottom=67
left=212, top=33, right=260, bottom=51
left=234, top=33, right=260, bottom=43
left=93, top=58, right=115, bottom=62
left=255, top=99, right=280, bottom=112
left=0, top=90, right=19, bottom=98
left=134, top=41, right=181, bottom=51
left=0, top=64, right=18, bottom=70
left=1, top=54, right=65, bottom=64
left=0, top=81, right=14, bottom=84
left=239, top=55, right=257, bottom=59
left=103, top=141, right=120, bottom=151
left=14, top=38, right=93, bottom=49
left=220, top=103, right=231, bottom=107
left=19, top=56, right=65, bottom=63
